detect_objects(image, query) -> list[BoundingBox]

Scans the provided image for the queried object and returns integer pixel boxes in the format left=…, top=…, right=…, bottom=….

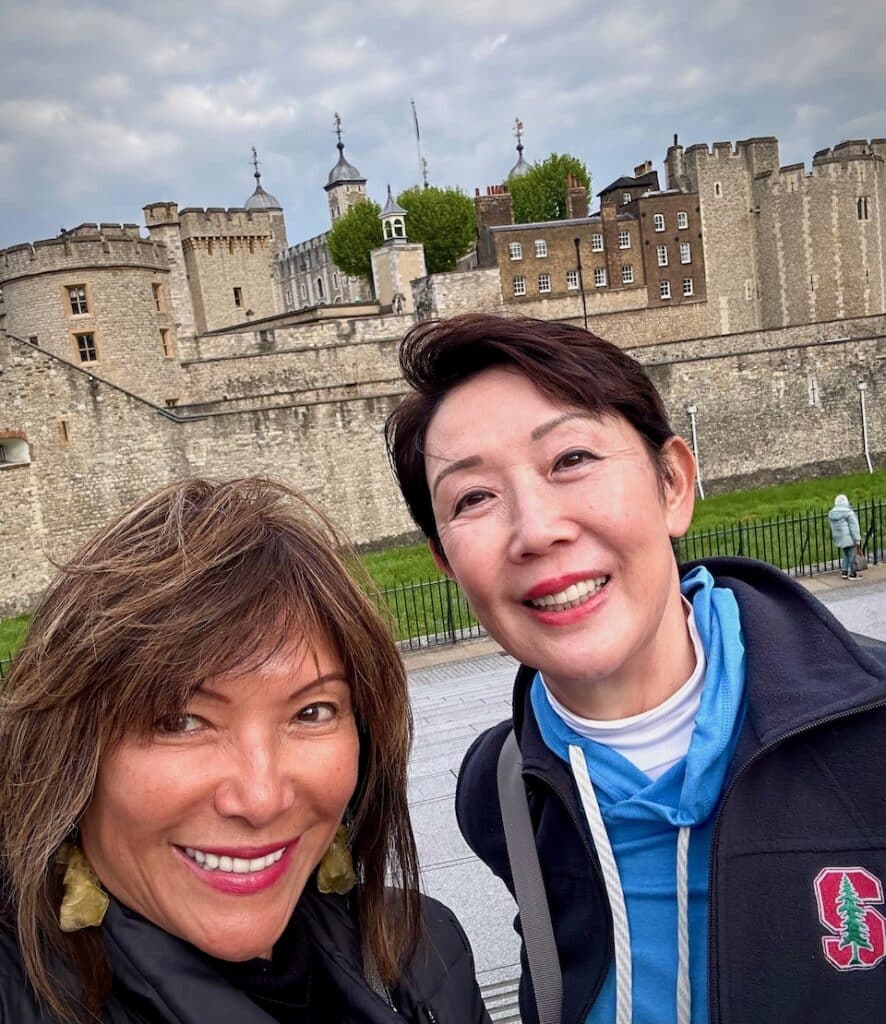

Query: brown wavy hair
left=0, top=477, right=419, bottom=1022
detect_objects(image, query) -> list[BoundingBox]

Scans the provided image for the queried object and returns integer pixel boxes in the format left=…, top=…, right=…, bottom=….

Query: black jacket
left=0, top=887, right=491, bottom=1023
left=456, top=558, right=886, bottom=1024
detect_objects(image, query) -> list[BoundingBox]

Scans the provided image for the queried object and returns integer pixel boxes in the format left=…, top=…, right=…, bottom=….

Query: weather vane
left=514, top=117, right=524, bottom=147
left=251, top=146, right=261, bottom=183
left=333, top=112, right=343, bottom=148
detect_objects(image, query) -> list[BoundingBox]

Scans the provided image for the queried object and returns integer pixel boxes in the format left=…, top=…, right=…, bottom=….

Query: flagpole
left=411, top=98, right=428, bottom=188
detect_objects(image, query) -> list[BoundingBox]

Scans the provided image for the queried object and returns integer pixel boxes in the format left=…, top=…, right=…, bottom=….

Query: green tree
left=327, top=199, right=383, bottom=283
left=396, top=186, right=476, bottom=274
left=510, top=153, right=591, bottom=224
left=837, top=873, right=874, bottom=965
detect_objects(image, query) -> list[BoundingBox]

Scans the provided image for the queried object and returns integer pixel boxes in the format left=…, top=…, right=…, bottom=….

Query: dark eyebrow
left=196, top=672, right=349, bottom=705
left=429, top=455, right=482, bottom=499
left=530, top=412, right=596, bottom=441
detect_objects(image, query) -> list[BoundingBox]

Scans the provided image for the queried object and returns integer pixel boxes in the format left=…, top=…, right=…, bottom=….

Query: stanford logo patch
left=814, top=867, right=886, bottom=970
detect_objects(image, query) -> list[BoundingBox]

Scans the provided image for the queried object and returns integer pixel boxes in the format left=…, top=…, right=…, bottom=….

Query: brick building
left=476, top=162, right=706, bottom=311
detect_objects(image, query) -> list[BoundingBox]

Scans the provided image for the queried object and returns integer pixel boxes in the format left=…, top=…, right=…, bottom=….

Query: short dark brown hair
left=0, top=478, right=418, bottom=1022
left=385, top=314, right=675, bottom=556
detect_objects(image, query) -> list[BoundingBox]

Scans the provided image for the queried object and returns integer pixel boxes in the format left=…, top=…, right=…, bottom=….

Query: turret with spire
left=325, top=113, right=367, bottom=223
left=380, top=185, right=408, bottom=243
left=244, top=146, right=287, bottom=254
left=245, top=146, right=282, bottom=211
left=508, top=117, right=530, bottom=180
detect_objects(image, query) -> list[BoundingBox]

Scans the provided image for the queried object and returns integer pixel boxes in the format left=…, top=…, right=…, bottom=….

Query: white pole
left=687, top=405, right=705, bottom=500
left=858, top=382, right=874, bottom=474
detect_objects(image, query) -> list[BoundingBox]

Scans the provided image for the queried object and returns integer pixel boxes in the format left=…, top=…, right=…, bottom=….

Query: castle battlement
left=0, top=230, right=168, bottom=282
left=758, top=150, right=886, bottom=194
left=177, top=207, right=274, bottom=239
left=681, top=137, right=778, bottom=161
left=143, top=202, right=180, bottom=228
left=812, top=139, right=886, bottom=168
left=279, top=233, right=331, bottom=258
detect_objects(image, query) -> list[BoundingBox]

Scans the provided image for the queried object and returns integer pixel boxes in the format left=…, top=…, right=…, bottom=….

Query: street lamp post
left=574, top=236, right=589, bottom=331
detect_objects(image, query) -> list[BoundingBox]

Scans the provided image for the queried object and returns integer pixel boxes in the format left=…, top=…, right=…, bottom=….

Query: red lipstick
left=523, top=572, right=608, bottom=602
left=175, top=840, right=298, bottom=896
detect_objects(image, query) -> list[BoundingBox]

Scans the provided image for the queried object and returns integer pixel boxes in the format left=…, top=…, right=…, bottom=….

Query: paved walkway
left=405, top=564, right=886, bottom=1019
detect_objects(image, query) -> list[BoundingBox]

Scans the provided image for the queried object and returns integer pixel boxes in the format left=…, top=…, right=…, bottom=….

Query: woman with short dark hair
left=386, top=313, right=886, bottom=1024
left=0, top=477, right=490, bottom=1024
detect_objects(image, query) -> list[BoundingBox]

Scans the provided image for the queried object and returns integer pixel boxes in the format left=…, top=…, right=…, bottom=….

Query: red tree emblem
left=815, top=867, right=886, bottom=970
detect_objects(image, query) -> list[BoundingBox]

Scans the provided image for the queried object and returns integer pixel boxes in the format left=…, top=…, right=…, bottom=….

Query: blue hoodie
left=531, top=567, right=746, bottom=1024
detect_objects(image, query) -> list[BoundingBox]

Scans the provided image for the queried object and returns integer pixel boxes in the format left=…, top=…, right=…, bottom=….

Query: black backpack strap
left=496, top=728, right=563, bottom=1024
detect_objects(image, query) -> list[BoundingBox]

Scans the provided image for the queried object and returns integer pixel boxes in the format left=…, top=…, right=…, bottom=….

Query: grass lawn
left=687, top=469, right=886, bottom=531
left=2, top=468, right=883, bottom=655
left=0, top=614, right=30, bottom=664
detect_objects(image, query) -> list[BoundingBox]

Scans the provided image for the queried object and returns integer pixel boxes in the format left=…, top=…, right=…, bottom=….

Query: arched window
left=0, top=433, right=31, bottom=468
left=316, top=277, right=324, bottom=298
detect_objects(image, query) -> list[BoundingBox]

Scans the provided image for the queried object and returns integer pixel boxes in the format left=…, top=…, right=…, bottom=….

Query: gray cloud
left=1, top=0, right=884, bottom=248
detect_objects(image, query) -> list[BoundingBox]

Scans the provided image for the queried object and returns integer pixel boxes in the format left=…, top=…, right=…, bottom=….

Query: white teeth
left=528, top=576, right=608, bottom=611
left=183, top=846, right=286, bottom=873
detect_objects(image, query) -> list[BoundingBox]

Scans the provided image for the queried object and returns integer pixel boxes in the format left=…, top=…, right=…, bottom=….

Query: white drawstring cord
left=676, top=825, right=691, bottom=1024
left=570, top=745, right=694, bottom=1024
left=569, top=745, right=632, bottom=1024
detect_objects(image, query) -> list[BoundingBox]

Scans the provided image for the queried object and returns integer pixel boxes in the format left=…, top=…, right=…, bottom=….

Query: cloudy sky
left=2, top=0, right=885, bottom=249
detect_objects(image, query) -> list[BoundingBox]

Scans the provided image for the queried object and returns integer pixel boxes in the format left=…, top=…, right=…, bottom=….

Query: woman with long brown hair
left=0, top=477, right=489, bottom=1023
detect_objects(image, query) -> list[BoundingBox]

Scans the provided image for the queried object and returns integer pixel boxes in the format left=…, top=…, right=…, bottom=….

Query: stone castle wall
left=646, top=334, right=884, bottom=492
left=0, top=336, right=416, bottom=617
left=3, top=313, right=883, bottom=617
left=180, top=337, right=403, bottom=407
left=413, top=267, right=503, bottom=319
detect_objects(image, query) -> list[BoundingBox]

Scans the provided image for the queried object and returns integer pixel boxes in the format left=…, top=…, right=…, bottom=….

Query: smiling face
left=79, top=631, right=359, bottom=961
left=425, top=366, right=697, bottom=719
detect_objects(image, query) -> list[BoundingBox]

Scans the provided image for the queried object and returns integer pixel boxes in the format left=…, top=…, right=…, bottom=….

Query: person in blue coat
left=385, top=313, right=886, bottom=1024
left=828, top=493, right=862, bottom=579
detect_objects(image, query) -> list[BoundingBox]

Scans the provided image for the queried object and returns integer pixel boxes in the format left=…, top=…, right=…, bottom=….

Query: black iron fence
left=376, top=498, right=885, bottom=651
left=370, top=576, right=486, bottom=652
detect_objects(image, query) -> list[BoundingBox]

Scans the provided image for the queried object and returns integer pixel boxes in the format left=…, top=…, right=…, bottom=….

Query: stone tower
left=325, top=114, right=368, bottom=223
left=665, top=136, right=779, bottom=334
left=0, top=223, right=183, bottom=402
left=370, top=186, right=427, bottom=314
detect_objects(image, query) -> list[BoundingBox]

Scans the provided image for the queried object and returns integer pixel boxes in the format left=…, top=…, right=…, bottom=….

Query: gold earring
left=56, top=842, right=109, bottom=932
left=317, top=824, right=357, bottom=895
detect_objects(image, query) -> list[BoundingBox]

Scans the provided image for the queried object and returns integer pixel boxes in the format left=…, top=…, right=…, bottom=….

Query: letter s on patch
left=814, top=867, right=886, bottom=971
